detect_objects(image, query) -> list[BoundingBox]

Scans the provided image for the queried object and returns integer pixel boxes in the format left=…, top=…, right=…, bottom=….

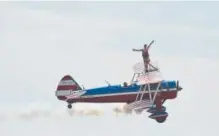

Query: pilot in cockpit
left=123, top=82, right=128, bottom=87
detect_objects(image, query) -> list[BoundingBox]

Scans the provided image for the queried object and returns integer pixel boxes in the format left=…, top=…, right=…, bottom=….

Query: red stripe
left=57, top=85, right=77, bottom=90
left=62, top=75, right=73, bottom=80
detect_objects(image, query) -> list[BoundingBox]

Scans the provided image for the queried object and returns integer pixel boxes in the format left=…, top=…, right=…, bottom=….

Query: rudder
left=55, top=75, right=82, bottom=100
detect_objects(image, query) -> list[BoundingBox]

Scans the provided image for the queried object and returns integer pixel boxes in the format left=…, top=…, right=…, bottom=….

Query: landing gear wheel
left=67, top=104, right=72, bottom=109
left=156, top=117, right=167, bottom=123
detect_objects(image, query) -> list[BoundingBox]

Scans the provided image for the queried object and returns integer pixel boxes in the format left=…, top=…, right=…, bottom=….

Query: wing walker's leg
left=145, top=64, right=149, bottom=73
left=143, top=58, right=158, bottom=73
left=142, top=58, right=148, bottom=73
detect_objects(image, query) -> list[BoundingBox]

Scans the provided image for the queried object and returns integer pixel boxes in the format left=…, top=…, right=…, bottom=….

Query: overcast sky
left=1, top=2, right=219, bottom=136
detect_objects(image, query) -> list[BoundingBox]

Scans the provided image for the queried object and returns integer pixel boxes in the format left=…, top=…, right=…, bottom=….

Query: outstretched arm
left=147, top=40, right=154, bottom=50
left=146, top=45, right=151, bottom=50
left=132, top=49, right=143, bottom=51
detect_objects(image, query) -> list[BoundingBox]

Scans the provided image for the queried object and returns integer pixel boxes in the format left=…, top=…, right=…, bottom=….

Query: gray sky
left=0, top=2, right=219, bottom=136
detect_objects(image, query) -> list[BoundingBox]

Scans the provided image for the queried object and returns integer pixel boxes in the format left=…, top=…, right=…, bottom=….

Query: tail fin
left=55, top=75, right=82, bottom=100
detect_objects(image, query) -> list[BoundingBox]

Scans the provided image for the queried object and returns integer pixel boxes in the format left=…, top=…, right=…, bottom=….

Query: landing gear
left=147, top=105, right=166, bottom=113
left=156, top=117, right=167, bottom=123
left=148, top=110, right=168, bottom=123
left=67, top=104, right=72, bottom=109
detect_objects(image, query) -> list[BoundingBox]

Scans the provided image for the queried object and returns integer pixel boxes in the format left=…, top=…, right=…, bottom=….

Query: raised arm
left=147, top=40, right=154, bottom=50
left=146, top=45, right=151, bottom=50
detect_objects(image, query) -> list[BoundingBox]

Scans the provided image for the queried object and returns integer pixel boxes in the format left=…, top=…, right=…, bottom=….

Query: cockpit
left=123, top=82, right=128, bottom=87
left=121, top=81, right=138, bottom=88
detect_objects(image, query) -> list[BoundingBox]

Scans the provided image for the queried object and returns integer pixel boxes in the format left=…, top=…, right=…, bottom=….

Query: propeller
left=176, top=80, right=182, bottom=91
left=176, top=80, right=179, bottom=90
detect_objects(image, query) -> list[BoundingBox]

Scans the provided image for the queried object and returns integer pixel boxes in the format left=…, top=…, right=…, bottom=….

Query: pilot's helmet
left=123, top=82, right=128, bottom=87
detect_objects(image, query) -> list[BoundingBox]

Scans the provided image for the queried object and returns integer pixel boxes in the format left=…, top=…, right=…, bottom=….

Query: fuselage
left=56, top=80, right=182, bottom=104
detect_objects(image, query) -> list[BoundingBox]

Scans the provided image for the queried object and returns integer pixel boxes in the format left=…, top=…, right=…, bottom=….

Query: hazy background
left=0, top=1, right=219, bottom=136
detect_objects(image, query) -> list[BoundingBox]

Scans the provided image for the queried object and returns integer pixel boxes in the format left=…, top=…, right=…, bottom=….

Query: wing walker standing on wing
left=132, top=40, right=158, bottom=73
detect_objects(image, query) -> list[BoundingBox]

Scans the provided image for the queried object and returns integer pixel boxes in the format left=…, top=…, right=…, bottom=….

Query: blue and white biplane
left=55, top=60, right=182, bottom=123
left=55, top=41, right=182, bottom=123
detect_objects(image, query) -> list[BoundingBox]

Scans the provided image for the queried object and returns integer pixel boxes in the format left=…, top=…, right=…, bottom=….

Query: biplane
left=55, top=42, right=182, bottom=123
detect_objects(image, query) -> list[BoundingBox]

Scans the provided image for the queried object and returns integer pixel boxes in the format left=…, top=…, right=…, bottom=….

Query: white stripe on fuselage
left=81, top=88, right=178, bottom=98
left=56, top=88, right=178, bottom=99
